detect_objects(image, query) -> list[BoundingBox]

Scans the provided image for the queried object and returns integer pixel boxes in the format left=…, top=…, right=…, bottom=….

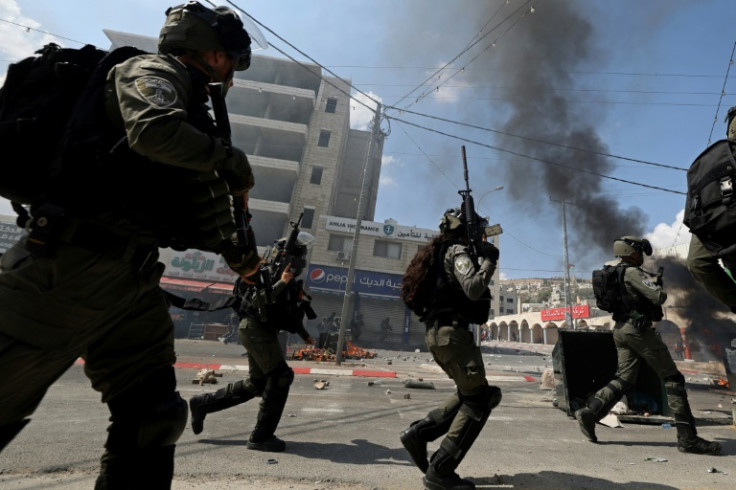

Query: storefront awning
left=160, top=277, right=235, bottom=295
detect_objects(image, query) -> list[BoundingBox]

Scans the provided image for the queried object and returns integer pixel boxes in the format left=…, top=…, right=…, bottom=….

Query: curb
left=74, top=359, right=397, bottom=378
left=177, top=361, right=396, bottom=378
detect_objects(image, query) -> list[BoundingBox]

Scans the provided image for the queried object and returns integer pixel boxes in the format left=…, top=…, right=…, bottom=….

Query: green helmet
left=158, top=1, right=252, bottom=71
left=726, top=106, right=736, bottom=141
left=613, top=236, right=652, bottom=258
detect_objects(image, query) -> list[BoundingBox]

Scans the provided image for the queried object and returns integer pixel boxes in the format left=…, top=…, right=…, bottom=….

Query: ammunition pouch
left=27, top=203, right=159, bottom=271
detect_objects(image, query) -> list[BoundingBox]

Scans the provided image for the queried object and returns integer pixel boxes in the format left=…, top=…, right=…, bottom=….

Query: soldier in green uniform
left=0, top=2, right=260, bottom=488
left=185, top=234, right=316, bottom=452
left=686, top=106, right=736, bottom=312
left=400, top=207, right=501, bottom=490
left=575, top=236, right=720, bottom=455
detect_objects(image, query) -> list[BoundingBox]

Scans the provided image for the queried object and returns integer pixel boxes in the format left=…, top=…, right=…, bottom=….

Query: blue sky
left=1, top=0, right=734, bottom=280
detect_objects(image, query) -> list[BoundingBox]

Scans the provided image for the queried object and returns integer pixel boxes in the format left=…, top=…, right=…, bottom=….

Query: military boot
left=400, top=419, right=431, bottom=473
left=424, top=446, right=475, bottom=490
left=189, top=380, right=255, bottom=435
left=676, top=422, right=721, bottom=455
left=574, top=398, right=603, bottom=443
left=247, top=435, right=286, bottom=452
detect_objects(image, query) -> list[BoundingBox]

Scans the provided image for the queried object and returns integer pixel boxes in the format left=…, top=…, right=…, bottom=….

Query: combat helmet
left=439, top=206, right=490, bottom=238
left=267, top=231, right=315, bottom=277
left=613, top=236, right=652, bottom=258
left=158, top=1, right=252, bottom=71
left=726, top=106, right=736, bottom=141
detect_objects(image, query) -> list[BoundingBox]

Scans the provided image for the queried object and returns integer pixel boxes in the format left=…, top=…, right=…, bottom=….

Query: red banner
left=541, top=305, right=590, bottom=321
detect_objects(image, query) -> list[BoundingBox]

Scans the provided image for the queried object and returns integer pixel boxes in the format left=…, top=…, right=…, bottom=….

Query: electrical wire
left=388, top=106, right=686, bottom=171
left=389, top=115, right=686, bottom=195
left=707, top=41, right=736, bottom=146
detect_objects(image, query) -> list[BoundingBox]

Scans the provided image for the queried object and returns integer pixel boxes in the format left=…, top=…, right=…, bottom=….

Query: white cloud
left=350, top=91, right=382, bottom=130
left=379, top=155, right=399, bottom=186
left=0, top=0, right=57, bottom=81
left=645, top=209, right=691, bottom=250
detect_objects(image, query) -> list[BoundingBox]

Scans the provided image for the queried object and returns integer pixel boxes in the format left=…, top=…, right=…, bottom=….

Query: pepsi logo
left=309, top=268, right=326, bottom=283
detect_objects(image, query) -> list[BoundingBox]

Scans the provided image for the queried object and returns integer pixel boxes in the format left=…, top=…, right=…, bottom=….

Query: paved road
left=1, top=339, right=734, bottom=489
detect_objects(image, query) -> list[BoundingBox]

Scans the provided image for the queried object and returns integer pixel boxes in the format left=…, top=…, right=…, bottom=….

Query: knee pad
left=106, top=366, right=187, bottom=451
left=665, top=373, right=686, bottom=396
left=138, top=391, right=188, bottom=449
left=267, top=361, right=294, bottom=391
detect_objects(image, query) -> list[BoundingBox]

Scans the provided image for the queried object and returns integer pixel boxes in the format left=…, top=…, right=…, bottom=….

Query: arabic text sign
left=306, top=264, right=403, bottom=298
left=540, top=304, right=590, bottom=321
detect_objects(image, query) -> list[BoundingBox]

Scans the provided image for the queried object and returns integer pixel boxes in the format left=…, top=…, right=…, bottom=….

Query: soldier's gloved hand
left=219, top=233, right=260, bottom=277
left=218, top=143, right=254, bottom=196
left=479, top=241, right=499, bottom=262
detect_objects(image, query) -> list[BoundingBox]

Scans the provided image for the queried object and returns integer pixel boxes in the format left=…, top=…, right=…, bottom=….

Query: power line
left=387, top=106, right=686, bottom=172
left=389, top=115, right=686, bottom=195
left=0, top=17, right=86, bottom=46
left=707, top=41, right=736, bottom=146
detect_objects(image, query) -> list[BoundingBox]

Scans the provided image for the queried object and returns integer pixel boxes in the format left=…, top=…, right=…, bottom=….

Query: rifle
left=273, top=212, right=306, bottom=279
left=209, top=82, right=251, bottom=255
left=459, top=145, right=482, bottom=258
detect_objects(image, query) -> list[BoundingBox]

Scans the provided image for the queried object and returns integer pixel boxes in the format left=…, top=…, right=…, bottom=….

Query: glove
left=218, top=143, right=254, bottom=196
left=219, top=231, right=260, bottom=276
left=479, top=241, right=499, bottom=262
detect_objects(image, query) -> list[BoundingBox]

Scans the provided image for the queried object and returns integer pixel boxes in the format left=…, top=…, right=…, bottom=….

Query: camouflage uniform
left=0, top=9, right=257, bottom=488
left=687, top=234, right=736, bottom=312
left=575, top=261, right=721, bottom=455
left=401, top=240, right=501, bottom=490
left=187, top=247, right=315, bottom=452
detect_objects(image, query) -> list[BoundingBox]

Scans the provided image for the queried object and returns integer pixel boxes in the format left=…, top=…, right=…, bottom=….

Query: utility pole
left=550, top=197, right=574, bottom=329
left=335, top=103, right=384, bottom=365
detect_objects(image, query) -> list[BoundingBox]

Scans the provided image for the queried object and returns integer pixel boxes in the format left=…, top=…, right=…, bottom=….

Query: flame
left=291, top=341, right=377, bottom=362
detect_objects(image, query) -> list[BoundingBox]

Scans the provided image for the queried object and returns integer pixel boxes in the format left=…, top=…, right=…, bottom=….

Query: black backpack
left=683, top=139, right=736, bottom=257
left=592, top=265, right=629, bottom=314
left=0, top=43, right=145, bottom=207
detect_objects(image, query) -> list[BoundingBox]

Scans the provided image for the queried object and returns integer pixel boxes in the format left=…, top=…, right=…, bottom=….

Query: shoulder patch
left=134, top=76, right=177, bottom=107
left=642, top=279, right=657, bottom=290
left=454, top=255, right=472, bottom=275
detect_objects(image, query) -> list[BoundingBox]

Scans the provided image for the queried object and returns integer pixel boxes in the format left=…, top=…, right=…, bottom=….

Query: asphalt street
left=1, top=339, right=735, bottom=489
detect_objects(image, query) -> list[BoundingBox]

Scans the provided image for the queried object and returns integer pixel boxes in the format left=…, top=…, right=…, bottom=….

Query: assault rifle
left=272, top=212, right=307, bottom=280
left=459, top=145, right=483, bottom=259
left=209, top=82, right=251, bottom=255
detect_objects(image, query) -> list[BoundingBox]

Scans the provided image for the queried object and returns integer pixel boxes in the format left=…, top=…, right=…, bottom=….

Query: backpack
left=592, top=264, right=628, bottom=314
left=683, top=139, right=736, bottom=257
left=0, top=43, right=145, bottom=206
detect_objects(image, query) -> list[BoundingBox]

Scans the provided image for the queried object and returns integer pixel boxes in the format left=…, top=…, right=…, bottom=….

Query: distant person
left=399, top=207, right=501, bottom=489
left=351, top=313, right=364, bottom=341
left=379, top=317, right=393, bottom=341
left=575, top=236, right=720, bottom=455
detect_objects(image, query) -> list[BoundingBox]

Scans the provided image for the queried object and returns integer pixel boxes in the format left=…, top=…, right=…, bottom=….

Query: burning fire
left=292, top=341, right=377, bottom=362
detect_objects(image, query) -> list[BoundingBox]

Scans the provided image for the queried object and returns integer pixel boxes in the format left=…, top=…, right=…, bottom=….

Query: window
left=325, top=98, right=337, bottom=113
left=318, top=130, right=331, bottom=147
left=328, top=234, right=353, bottom=252
left=373, top=240, right=401, bottom=259
left=310, top=167, right=323, bottom=185
left=301, top=208, right=315, bottom=228
left=507, top=298, right=514, bottom=303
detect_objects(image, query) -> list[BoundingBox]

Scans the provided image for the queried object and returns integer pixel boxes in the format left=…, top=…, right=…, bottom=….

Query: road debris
left=191, top=369, right=222, bottom=385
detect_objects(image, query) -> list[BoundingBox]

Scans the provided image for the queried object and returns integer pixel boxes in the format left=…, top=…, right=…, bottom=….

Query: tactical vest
left=235, top=275, right=308, bottom=332
left=49, top=59, right=235, bottom=252
left=612, top=264, right=664, bottom=323
left=424, top=240, right=491, bottom=325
